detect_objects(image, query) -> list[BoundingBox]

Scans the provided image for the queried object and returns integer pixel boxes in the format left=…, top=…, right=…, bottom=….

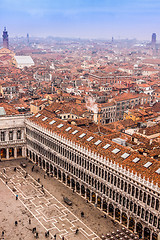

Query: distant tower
left=2, top=27, right=9, bottom=49
left=27, top=33, right=29, bottom=44
left=151, top=33, right=156, bottom=44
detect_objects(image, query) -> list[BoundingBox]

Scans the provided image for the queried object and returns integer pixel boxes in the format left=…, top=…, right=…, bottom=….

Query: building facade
left=0, top=115, right=26, bottom=160
left=25, top=112, right=160, bottom=240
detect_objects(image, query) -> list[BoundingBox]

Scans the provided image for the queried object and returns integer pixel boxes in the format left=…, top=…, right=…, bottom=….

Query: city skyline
left=0, top=0, right=160, bottom=40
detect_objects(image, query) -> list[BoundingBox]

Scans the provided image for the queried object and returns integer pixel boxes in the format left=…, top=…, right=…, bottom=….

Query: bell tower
left=2, top=27, right=9, bottom=49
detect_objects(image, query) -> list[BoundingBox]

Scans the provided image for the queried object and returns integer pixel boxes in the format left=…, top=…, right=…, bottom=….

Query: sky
left=0, top=0, right=160, bottom=40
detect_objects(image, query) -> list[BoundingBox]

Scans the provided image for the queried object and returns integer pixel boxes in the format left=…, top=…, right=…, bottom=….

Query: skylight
left=103, top=144, right=111, bottom=149
left=112, top=148, right=120, bottom=154
left=132, top=157, right=140, bottom=163
left=94, top=140, right=102, bottom=146
left=155, top=168, right=160, bottom=174
left=35, top=113, right=41, bottom=118
left=65, top=127, right=72, bottom=132
left=49, top=120, right=56, bottom=125
left=42, top=117, right=48, bottom=121
left=144, top=162, right=152, bottom=168
left=86, top=136, right=94, bottom=142
left=121, top=153, right=130, bottom=159
left=79, top=133, right=86, bottom=138
left=72, top=130, right=79, bottom=135
left=57, top=124, right=64, bottom=128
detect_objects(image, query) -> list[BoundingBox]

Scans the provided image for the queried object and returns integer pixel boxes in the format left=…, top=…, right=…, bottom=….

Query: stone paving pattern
left=0, top=166, right=100, bottom=240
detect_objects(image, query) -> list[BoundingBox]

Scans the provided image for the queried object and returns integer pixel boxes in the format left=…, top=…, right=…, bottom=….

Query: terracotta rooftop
left=28, top=107, right=160, bottom=187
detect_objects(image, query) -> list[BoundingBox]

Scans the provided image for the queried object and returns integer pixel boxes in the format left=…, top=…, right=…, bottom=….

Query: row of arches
left=27, top=149, right=159, bottom=240
left=26, top=131, right=159, bottom=213
left=0, top=147, right=22, bottom=159
left=27, top=144, right=160, bottom=231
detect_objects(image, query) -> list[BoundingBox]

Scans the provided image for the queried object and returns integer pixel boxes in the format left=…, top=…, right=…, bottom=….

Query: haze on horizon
left=0, top=0, right=160, bottom=40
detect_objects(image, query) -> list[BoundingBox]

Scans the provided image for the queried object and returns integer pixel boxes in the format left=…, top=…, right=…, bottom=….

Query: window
left=9, top=131, right=13, bottom=140
left=0, top=131, right=5, bottom=141
left=17, top=130, right=21, bottom=139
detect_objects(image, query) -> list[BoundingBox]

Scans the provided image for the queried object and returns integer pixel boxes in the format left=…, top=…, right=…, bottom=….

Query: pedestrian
left=47, top=231, right=49, bottom=237
left=62, top=237, right=64, bottom=240
left=81, top=211, right=84, bottom=217
left=29, top=218, right=31, bottom=224
left=14, top=167, right=16, bottom=172
left=15, top=221, right=18, bottom=226
left=75, top=228, right=79, bottom=234
left=32, top=227, right=36, bottom=233
left=3, top=169, right=5, bottom=173
left=37, top=178, right=40, bottom=183
left=41, top=185, right=43, bottom=188
left=16, top=194, right=18, bottom=200
left=36, top=232, right=39, bottom=239
left=2, top=231, right=4, bottom=236
left=54, top=234, right=56, bottom=239
left=44, top=174, right=46, bottom=179
left=32, top=166, right=34, bottom=172
left=6, top=180, right=7, bottom=184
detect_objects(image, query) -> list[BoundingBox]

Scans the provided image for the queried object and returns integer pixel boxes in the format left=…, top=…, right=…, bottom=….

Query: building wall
left=0, top=115, right=26, bottom=160
left=25, top=119, right=160, bottom=240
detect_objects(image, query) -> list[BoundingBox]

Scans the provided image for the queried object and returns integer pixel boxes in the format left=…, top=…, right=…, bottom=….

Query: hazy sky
left=0, top=0, right=160, bottom=40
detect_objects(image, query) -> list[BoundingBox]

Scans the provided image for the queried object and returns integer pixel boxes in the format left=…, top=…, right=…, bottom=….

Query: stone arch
left=54, top=167, right=57, bottom=177
left=86, top=188, right=90, bottom=201
left=71, top=179, right=75, bottom=190
left=122, top=212, right=127, bottom=227
left=76, top=182, right=80, bottom=193
left=43, top=160, right=45, bottom=169
left=36, top=155, right=38, bottom=164
left=63, top=173, right=66, bottom=183
left=115, top=208, right=120, bottom=222
left=67, top=175, right=70, bottom=186
left=144, top=227, right=150, bottom=240
left=136, top=222, right=143, bottom=239
left=39, top=157, right=42, bottom=167
left=129, top=217, right=135, bottom=232
left=50, top=163, right=53, bottom=173
left=102, top=200, right=107, bottom=213
left=46, top=162, right=49, bottom=172
left=9, top=148, right=14, bottom=158
left=152, top=233, right=157, bottom=240
left=17, top=147, right=22, bottom=157
left=108, top=203, right=114, bottom=217
left=0, top=148, right=6, bottom=159
left=81, top=185, right=85, bottom=197
left=36, top=154, right=38, bottom=163
left=58, top=170, right=61, bottom=180
left=92, top=192, right=96, bottom=204
left=97, top=196, right=101, bottom=208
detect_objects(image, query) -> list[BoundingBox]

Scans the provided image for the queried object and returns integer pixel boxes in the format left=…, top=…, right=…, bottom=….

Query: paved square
left=0, top=166, right=100, bottom=240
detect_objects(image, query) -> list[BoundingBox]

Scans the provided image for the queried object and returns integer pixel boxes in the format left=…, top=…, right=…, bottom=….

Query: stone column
left=14, top=147, right=17, bottom=158
left=6, top=148, right=9, bottom=159
left=22, top=146, right=26, bottom=157
left=134, top=220, right=137, bottom=233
